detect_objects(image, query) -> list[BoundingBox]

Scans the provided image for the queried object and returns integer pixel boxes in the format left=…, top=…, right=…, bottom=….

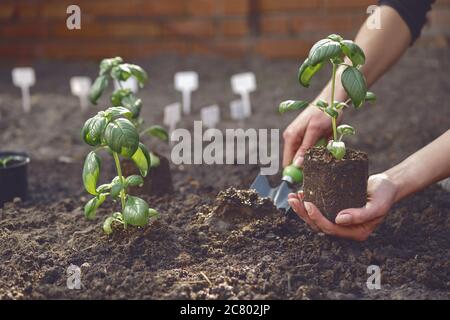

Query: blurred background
left=1, top=0, right=449, bottom=62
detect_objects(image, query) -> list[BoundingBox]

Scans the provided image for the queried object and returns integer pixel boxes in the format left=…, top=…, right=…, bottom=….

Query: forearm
left=384, top=130, right=450, bottom=202
left=315, top=5, right=411, bottom=104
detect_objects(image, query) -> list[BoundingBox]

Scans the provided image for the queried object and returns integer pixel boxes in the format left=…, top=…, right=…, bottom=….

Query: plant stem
left=113, top=152, right=126, bottom=212
left=330, top=63, right=338, bottom=141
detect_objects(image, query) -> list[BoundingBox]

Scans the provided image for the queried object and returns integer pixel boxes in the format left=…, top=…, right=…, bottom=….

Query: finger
left=288, top=198, right=319, bottom=231
left=288, top=193, right=298, bottom=200
left=292, top=123, right=322, bottom=167
left=335, top=202, right=384, bottom=226
left=282, top=127, right=304, bottom=167
left=304, top=201, right=370, bottom=239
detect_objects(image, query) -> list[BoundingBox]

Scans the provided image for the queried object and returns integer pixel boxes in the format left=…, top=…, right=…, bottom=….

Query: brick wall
left=1, top=0, right=449, bottom=61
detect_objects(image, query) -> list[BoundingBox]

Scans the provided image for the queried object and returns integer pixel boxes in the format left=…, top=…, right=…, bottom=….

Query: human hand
left=282, top=105, right=341, bottom=168
left=287, top=174, right=398, bottom=241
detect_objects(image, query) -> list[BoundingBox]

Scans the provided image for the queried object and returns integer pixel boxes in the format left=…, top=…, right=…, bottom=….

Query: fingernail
left=294, top=156, right=304, bottom=167
left=336, top=213, right=352, bottom=224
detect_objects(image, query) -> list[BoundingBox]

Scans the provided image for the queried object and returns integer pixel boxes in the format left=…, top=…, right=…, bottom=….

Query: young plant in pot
left=0, top=152, right=30, bottom=207
left=89, top=57, right=173, bottom=196
left=279, top=34, right=376, bottom=219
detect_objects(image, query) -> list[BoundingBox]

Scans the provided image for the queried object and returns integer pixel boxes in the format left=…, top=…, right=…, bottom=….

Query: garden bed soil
left=303, top=147, right=368, bottom=219
left=0, top=47, right=449, bottom=299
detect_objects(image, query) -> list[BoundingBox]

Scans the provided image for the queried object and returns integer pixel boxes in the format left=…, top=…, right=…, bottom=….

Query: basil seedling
left=279, top=34, right=376, bottom=160
left=0, top=156, right=14, bottom=168
left=82, top=58, right=168, bottom=234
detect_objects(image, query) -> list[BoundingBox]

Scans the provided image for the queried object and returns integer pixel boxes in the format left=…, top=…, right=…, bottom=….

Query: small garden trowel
left=250, top=165, right=303, bottom=213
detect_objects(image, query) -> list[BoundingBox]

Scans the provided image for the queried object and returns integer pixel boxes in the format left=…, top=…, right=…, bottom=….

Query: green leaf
left=131, top=142, right=151, bottom=177
left=81, top=115, right=108, bottom=146
left=123, top=196, right=149, bottom=226
left=340, top=40, right=365, bottom=67
left=110, top=178, right=124, bottom=199
left=279, top=100, right=309, bottom=114
left=84, top=193, right=106, bottom=220
left=298, top=58, right=324, bottom=88
left=327, top=34, right=343, bottom=42
left=89, top=75, right=109, bottom=105
left=82, top=151, right=101, bottom=195
left=337, top=124, right=356, bottom=136
left=324, top=107, right=338, bottom=118
left=308, top=38, right=342, bottom=66
left=111, top=64, right=132, bottom=81
left=365, top=91, right=376, bottom=104
left=96, top=183, right=111, bottom=194
left=149, top=152, right=160, bottom=168
left=341, top=66, right=367, bottom=108
left=128, top=64, right=148, bottom=87
left=121, top=95, right=142, bottom=118
left=103, top=216, right=115, bottom=235
left=105, top=106, right=133, bottom=120
left=100, top=57, right=123, bottom=76
left=145, top=125, right=169, bottom=141
left=327, top=140, right=346, bottom=160
left=315, top=99, right=328, bottom=109
left=111, top=89, right=132, bottom=107
left=126, top=175, right=144, bottom=187
left=148, top=208, right=160, bottom=219
left=104, top=118, right=139, bottom=158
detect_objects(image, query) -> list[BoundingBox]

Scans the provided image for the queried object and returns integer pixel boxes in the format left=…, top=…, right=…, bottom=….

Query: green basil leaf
left=89, top=75, right=109, bottom=105
left=126, top=175, right=144, bottom=187
left=340, top=40, right=365, bottom=67
left=123, top=196, right=149, bottom=226
left=308, top=39, right=342, bottom=66
left=110, top=178, right=124, bottom=199
left=146, top=125, right=169, bottom=141
left=131, top=142, right=151, bottom=177
left=111, top=89, right=132, bottom=107
left=111, top=64, right=132, bottom=81
left=105, top=106, right=133, bottom=120
left=81, top=115, right=108, bottom=146
left=128, top=64, right=148, bottom=87
left=96, top=183, right=111, bottom=194
left=365, top=91, right=376, bottom=104
left=341, top=66, right=367, bottom=108
left=315, top=99, right=328, bottom=109
left=149, top=152, right=160, bottom=168
left=327, top=140, right=346, bottom=160
left=82, top=151, right=101, bottom=195
left=148, top=208, right=160, bottom=219
left=84, top=193, right=106, bottom=220
left=121, top=95, right=142, bottom=118
left=100, top=57, right=123, bottom=76
left=104, top=118, right=139, bottom=158
left=337, top=124, right=356, bottom=136
left=327, top=34, right=343, bottom=42
left=324, top=107, right=338, bottom=118
left=103, top=216, right=115, bottom=235
left=298, top=58, right=324, bottom=88
left=279, top=100, right=309, bottom=114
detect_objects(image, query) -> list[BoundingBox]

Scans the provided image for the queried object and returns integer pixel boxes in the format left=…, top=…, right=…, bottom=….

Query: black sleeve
left=378, top=0, right=435, bottom=43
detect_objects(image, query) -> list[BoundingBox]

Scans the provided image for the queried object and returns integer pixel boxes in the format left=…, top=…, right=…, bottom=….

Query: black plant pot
left=0, top=151, right=30, bottom=207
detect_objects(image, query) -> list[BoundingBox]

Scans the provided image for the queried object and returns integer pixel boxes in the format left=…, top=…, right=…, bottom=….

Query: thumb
left=335, top=204, right=380, bottom=226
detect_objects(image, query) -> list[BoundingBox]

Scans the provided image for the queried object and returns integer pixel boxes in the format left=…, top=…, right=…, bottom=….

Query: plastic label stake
left=229, top=99, right=246, bottom=120
left=12, top=67, right=36, bottom=113
left=163, top=102, right=181, bottom=143
left=201, top=104, right=220, bottom=129
left=114, top=77, right=138, bottom=93
left=174, top=71, right=198, bottom=115
left=231, top=72, right=256, bottom=118
left=70, top=76, right=92, bottom=111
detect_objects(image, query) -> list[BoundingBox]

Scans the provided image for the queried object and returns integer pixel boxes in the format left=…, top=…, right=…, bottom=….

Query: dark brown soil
left=303, top=147, right=368, bottom=219
left=0, top=47, right=449, bottom=300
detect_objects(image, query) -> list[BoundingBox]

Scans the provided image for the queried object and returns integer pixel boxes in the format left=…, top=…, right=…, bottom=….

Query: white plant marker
left=163, top=102, right=181, bottom=144
left=229, top=99, right=246, bottom=120
left=174, top=71, right=198, bottom=115
left=114, top=77, right=138, bottom=93
left=201, top=104, right=220, bottom=129
left=70, top=76, right=92, bottom=111
left=231, top=72, right=256, bottom=118
left=12, top=67, right=36, bottom=113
